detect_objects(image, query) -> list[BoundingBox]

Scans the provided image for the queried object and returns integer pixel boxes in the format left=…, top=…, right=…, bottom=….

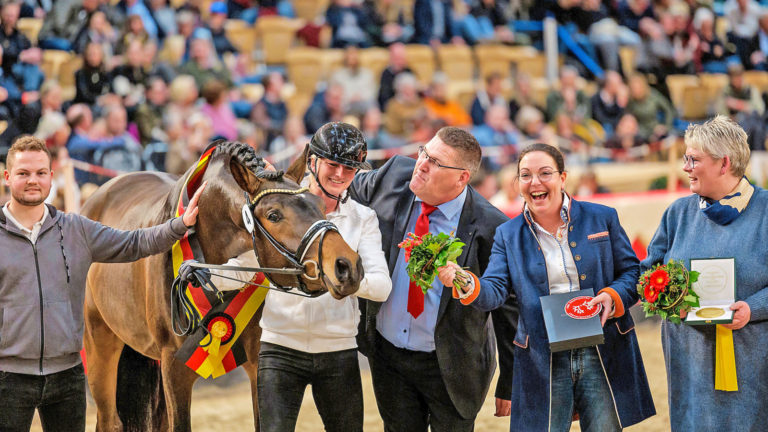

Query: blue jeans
left=0, top=364, right=86, bottom=432
left=257, top=342, right=363, bottom=432
left=550, top=347, right=621, bottom=432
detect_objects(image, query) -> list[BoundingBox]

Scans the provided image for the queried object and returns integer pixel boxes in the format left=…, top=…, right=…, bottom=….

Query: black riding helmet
left=308, top=122, right=372, bottom=171
left=306, top=122, right=371, bottom=203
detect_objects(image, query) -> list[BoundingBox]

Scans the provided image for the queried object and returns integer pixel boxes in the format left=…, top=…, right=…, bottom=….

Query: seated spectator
left=489, top=164, right=523, bottom=218
left=603, top=113, right=648, bottom=161
left=164, top=110, right=213, bottom=175
left=471, top=72, right=508, bottom=126
left=382, top=72, right=426, bottom=146
left=179, top=28, right=233, bottom=89
left=617, top=0, right=654, bottom=35
left=149, top=0, right=178, bottom=40
left=751, top=13, right=768, bottom=71
left=718, top=63, right=765, bottom=117
left=142, top=40, right=176, bottom=84
left=423, top=72, right=472, bottom=127
left=625, top=73, right=674, bottom=141
left=135, top=76, right=169, bottom=146
left=269, top=116, right=308, bottom=169
left=694, top=8, right=729, bottom=74
left=112, top=39, right=149, bottom=91
left=579, top=0, right=642, bottom=72
left=0, top=1, right=31, bottom=74
left=18, top=79, right=63, bottom=135
left=459, top=0, right=513, bottom=45
left=34, top=111, right=71, bottom=149
left=361, top=106, right=384, bottom=151
left=378, top=42, right=412, bottom=110
left=330, top=46, right=376, bottom=116
left=471, top=104, right=519, bottom=170
left=166, top=74, right=200, bottom=124
left=0, top=46, right=22, bottom=119
left=725, top=0, right=762, bottom=68
left=575, top=170, right=610, bottom=197
left=303, top=83, right=346, bottom=134
left=207, top=2, right=237, bottom=58
left=362, top=0, right=414, bottom=45
left=509, top=72, right=539, bottom=120
left=123, top=0, right=159, bottom=40
left=39, top=0, right=115, bottom=51
left=65, top=103, right=122, bottom=184
left=74, top=10, right=119, bottom=57
left=251, top=72, right=287, bottom=148
left=545, top=65, right=591, bottom=123
left=100, top=103, right=142, bottom=168
left=553, top=113, right=590, bottom=165
left=326, top=0, right=372, bottom=48
left=515, top=104, right=552, bottom=141
left=636, top=9, right=696, bottom=82
left=413, top=0, right=463, bottom=45
left=469, top=165, right=498, bottom=200
left=75, top=42, right=111, bottom=105
left=200, top=79, right=238, bottom=141
left=590, top=70, right=628, bottom=134
left=117, top=14, right=150, bottom=55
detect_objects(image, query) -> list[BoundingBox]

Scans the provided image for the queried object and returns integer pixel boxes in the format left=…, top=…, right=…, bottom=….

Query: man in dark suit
left=349, top=127, right=517, bottom=430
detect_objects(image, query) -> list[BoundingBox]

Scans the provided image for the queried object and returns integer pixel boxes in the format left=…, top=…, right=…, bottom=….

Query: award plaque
left=540, top=288, right=605, bottom=352
left=685, top=258, right=735, bottom=325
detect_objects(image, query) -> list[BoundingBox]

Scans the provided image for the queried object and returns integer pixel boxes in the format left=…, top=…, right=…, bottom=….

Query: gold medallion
left=696, top=307, right=725, bottom=319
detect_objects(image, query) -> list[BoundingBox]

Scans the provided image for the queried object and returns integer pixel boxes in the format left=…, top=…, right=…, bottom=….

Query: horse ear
left=230, top=159, right=262, bottom=195
left=284, top=144, right=309, bottom=184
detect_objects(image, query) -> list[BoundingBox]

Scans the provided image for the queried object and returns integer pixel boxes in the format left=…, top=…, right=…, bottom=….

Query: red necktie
left=407, top=202, right=438, bottom=318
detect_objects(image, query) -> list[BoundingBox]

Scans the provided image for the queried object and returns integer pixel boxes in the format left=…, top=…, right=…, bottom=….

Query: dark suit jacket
left=349, top=155, right=517, bottom=418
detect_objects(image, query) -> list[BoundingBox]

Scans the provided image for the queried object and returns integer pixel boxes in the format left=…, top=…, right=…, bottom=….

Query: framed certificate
left=685, top=258, right=735, bottom=325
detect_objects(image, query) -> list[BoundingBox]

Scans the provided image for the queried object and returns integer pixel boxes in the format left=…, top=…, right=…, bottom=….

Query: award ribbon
left=714, top=324, right=738, bottom=391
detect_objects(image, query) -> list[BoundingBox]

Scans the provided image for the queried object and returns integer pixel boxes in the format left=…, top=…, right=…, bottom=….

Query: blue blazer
left=470, top=198, right=655, bottom=431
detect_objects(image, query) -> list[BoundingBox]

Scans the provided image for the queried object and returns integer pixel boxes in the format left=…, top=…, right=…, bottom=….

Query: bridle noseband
left=242, top=188, right=340, bottom=297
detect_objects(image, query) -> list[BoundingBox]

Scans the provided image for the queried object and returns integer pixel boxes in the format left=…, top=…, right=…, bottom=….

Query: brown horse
left=81, top=141, right=363, bottom=431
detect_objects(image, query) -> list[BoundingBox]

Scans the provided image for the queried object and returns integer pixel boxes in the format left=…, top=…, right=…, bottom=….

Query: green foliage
left=405, top=232, right=465, bottom=294
left=637, top=259, right=700, bottom=324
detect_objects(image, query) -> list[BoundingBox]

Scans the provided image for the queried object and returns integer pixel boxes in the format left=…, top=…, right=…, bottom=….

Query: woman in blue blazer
left=440, top=143, right=655, bottom=431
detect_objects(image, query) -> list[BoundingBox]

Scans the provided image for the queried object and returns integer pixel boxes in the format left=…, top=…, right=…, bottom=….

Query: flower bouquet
left=398, top=232, right=468, bottom=293
left=637, top=260, right=700, bottom=324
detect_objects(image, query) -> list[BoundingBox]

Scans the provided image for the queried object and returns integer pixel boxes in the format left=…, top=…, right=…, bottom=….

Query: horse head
left=190, top=141, right=362, bottom=299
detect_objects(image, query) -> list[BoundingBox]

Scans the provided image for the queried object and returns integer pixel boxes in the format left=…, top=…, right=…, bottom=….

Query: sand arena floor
left=32, top=317, right=670, bottom=431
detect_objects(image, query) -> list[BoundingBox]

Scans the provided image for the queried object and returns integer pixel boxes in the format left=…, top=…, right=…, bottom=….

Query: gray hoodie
left=0, top=204, right=186, bottom=375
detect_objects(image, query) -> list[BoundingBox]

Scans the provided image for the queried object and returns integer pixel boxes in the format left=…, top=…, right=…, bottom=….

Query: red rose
left=644, top=285, right=659, bottom=303
left=649, top=268, right=670, bottom=291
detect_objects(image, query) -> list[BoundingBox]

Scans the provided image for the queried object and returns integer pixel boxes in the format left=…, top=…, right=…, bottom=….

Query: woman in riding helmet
left=196, top=122, right=391, bottom=431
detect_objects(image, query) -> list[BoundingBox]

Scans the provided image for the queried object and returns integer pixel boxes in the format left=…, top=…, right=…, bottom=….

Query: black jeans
left=370, top=332, right=474, bottom=432
left=0, top=363, right=86, bottom=432
left=257, top=342, right=363, bottom=432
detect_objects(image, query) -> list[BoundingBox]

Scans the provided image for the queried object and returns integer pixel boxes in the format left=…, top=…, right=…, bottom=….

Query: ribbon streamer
left=714, top=324, right=738, bottom=391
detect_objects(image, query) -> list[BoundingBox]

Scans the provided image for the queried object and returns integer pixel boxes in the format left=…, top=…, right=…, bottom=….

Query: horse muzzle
left=327, top=255, right=364, bottom=299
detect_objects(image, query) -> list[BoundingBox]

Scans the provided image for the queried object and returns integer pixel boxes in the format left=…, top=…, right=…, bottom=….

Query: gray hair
left=394, top=72, right=418, bottom=93
left=684, top=115, right=750, bottom=177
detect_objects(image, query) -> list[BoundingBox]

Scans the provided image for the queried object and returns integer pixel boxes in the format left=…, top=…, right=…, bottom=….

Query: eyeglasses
left=682, top=154, right=700, bottom=169
left=417, top=146, right=467, bottom=171
left=518, top=170, right=560, bottom=184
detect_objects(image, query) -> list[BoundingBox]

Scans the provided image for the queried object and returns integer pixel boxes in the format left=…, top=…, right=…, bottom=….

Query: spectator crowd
left=3, top=0, right=768, bottom=213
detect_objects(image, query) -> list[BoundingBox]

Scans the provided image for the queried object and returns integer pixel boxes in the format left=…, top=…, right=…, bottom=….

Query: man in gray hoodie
left=0, top=135, right=205, bottom=432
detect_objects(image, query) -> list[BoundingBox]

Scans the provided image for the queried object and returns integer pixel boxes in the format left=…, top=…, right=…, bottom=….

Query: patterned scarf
left=699, top=177, right=754, bottom=226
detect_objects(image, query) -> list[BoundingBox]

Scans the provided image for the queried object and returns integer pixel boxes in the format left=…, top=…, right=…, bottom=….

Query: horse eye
left=266, top=210, right=282, bottom=223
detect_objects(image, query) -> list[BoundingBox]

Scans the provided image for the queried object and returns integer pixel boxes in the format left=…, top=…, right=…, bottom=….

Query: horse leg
left=84, top=309, right=124, bottom=432
left=242, top=360, right=261, bottom=432
left=160, top=349, right=199, bottom=432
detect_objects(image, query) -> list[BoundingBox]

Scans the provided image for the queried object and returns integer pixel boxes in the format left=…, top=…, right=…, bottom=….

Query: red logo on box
left=564, top=296, right=601, bottom=319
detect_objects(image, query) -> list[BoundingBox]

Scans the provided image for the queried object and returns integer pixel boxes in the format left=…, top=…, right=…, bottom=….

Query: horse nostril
left=335, top=258, right=352, bottom=283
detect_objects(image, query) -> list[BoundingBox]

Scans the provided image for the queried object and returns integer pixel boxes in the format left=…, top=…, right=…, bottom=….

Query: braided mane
left=213, top=140, right=284, bottom=181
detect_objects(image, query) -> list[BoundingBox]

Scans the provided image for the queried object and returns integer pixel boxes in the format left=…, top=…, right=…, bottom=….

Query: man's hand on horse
left=182, top=181, right=208, bottom=227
